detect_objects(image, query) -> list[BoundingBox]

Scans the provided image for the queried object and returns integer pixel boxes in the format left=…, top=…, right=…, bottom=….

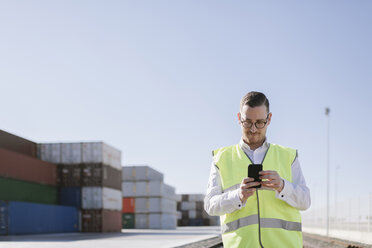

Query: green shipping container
left=122, top=213, right=134, bottom=229
left=0, top=177, right=57, bottom=204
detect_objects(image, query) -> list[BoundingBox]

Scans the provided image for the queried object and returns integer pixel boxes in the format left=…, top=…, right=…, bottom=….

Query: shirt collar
left=239, top=137, right=269, bottom=152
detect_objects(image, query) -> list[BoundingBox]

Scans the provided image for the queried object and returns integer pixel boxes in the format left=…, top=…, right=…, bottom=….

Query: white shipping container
left=61, top=143, right=82, bottom=164
left=175, top=194, right=182, bottom=202
left=135, top=214, right=148, bottom=229
left=128, top=181, right=175, bottom=199
left=161, top=184, right=176, bottom=200
left=122, top=165, right=164, bottom=181
left=188, top=194, right=205, bottom=202
left=103, top=143, right=122, bottom=170
left=37, top=143, right=61, bottom=163
left=148, top=182, right=176, bottom=199
left=180, top=202, right=196, bottom=211
left=122, top=182, right=136, bottom=197
left=82, top=142, right=121, bottom=170
left=135, top=197, right=176, bottom=214
left=188, top=210, right=196, bottom=219
left=135, top=213, right=177, bottom=229
left=82, top=186, right=122, bottom=210
left=135, top=181, right=149, bottom=197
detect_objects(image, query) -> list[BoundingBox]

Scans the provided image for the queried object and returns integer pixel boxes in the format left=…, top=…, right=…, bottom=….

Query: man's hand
left=239, top=177, right=261, bottom=203
left=259, top=170, right=284, bottom=192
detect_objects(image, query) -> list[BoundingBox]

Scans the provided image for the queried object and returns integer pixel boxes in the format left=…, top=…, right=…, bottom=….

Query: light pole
left=325, top=107, right=330, bottom=236
left=335, top=165, right=341, bottom=229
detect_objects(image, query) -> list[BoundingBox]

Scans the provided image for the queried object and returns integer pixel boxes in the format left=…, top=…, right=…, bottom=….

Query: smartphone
left=248, top=164, right=263, bottom=188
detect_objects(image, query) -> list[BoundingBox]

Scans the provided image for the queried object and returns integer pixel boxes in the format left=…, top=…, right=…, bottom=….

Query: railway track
left=303, top=232, right=372, bottom=248
left=175, top=232, right=372, bottom=248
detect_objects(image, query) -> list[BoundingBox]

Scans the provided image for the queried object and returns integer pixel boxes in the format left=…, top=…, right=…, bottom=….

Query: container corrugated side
left=81, top=210, right=121, bottom=232
left=122, top=198, right=135, bottom=213
left=57, top=164, right=82, bottom=187
left=61, top=143, right=82, bottom=164
left=82, top=187, right=122, bottom=210
left=59, top=187, right=81, bottom=208
left=122, top=165, right=163, bottom=181
left=102, top=143, right=121, bottom=170
left=82, top=163, right=121, bottom=190
left=0, top=130, right=37, bottom=157
left=122, top=182, right=135, bottom=197
left=133, top=181, right=176, bottom=199
left=188, top=194, right=205, bottom=202
left=0, top=148, right=57, bottom=186
left=122, top=213, right=134, bottom=228
left=180, top=202, right=196, bottom=211
left=135, top=197, right=176, bottom=214
left=82, top=142, right=121, bottom=170
left=0, top=200, right=78, bottom=235
left=37, top=143, right=61, bottom=164
left=102, top=210, right=122, bottom=232
left=0, top=177, right=57, bottom=204
left=135, top=213, right=176, bottom=229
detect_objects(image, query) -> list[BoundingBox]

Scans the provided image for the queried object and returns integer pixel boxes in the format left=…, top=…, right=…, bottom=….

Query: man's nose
left=250, top=124, right=257, bottom=132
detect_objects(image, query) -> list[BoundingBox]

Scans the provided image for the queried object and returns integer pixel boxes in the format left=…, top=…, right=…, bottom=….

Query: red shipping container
left=0, top=130, right=37, bottom=157
left=0, top=148, right=57, bottom=186
left=82, top=210, right=121, bottom=232
left=122, top=197, right=135, bottom=213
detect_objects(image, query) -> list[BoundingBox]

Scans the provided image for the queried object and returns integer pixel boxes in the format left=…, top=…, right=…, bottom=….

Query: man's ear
left=237, top=112, right=241, bottom=122
left=267, top=112, right=272, bottom=125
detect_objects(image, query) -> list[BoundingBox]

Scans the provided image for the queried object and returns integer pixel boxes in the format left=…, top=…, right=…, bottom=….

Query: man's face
left=238, top=105, right=272, bottom=147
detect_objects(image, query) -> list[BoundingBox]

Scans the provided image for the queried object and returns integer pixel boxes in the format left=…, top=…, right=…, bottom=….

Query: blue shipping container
left=0, top=201, right=79, bottom=235
left=59, top=187, right=81, bottom=208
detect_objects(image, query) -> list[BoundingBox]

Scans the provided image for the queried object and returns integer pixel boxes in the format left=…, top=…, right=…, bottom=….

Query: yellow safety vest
left=213, top=143, right=302, bottom=248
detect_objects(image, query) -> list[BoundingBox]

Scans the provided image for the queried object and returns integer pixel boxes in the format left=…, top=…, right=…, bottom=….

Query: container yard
left=1, top=129, right=372, bottom=247
left=122, top=165, right=178, bottom=229
left=177, top=194, right=219, bottom=227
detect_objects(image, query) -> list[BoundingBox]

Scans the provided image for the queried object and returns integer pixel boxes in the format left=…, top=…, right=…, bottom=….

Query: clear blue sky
left=0, top=1, right=371, bottom=210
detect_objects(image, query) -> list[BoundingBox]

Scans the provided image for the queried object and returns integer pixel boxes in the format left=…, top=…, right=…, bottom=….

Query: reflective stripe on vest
left=222, top=215, right=302, bottom=234
left=213, top=143, right=303, bottom=248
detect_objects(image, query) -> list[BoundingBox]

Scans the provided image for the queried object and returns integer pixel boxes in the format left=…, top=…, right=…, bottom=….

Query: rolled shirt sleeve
left=275, top=156, right=311, bottom=211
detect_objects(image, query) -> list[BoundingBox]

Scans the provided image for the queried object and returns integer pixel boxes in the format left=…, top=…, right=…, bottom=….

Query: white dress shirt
left=204, top=138, right=311, bottom=216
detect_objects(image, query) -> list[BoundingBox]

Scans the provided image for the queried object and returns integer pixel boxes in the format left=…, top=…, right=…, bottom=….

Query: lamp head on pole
left=325, top=107, right=330, bottom=116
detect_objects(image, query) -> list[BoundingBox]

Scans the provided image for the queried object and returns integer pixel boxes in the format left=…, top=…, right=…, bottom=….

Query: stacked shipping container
left=38, top=142, right=123, bottom=232
left=177, top=194, right=220, bottom=226
left=122, top=165, right=177, bottom=229
left=0, top=130, right=78, bottom=235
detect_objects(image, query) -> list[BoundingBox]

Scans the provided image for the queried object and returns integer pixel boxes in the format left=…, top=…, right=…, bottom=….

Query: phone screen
left=248, top=164, right=262, bottom=188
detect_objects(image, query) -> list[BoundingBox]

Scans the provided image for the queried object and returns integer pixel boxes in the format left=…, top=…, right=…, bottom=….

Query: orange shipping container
left=122, top=198, right=135, bottom=213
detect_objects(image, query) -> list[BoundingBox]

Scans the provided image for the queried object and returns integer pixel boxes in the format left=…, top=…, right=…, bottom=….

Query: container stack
left=0, top=130, right=79, bottom=235
left=177, top=194, right=220, bottom=226
left=37, top=142, right=123, bottom=232
left=122, top=165, right=177, bottom=229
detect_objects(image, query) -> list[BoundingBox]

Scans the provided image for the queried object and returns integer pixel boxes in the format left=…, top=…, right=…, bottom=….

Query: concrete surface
left=0, top=226, right=221, bottom=248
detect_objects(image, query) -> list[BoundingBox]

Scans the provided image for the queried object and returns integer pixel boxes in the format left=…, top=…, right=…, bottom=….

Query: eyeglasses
left=240, top=114, right=269, bottom=129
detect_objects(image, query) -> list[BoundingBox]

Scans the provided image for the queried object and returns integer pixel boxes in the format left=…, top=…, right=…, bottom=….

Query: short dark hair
left=240, top=91, right=270, bottom=113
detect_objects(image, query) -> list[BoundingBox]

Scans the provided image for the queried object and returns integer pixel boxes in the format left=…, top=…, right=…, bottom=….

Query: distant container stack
left=177, top=194, right=220, bottom=226
left=37, top=142, right=123, bottom=232
left=122, top=165, right=177, bottom=229
left=0, top=130, right=78, bottom=235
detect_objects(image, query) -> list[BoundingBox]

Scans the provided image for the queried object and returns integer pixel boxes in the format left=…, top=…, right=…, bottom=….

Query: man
left=204, top=91, right=310, bottom=248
